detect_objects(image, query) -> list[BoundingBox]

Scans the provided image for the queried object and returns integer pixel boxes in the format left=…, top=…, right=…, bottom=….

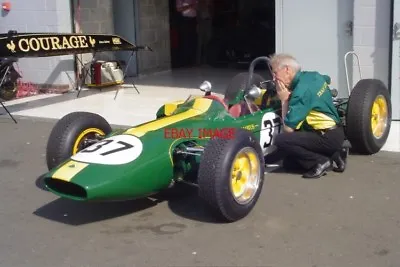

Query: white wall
left=352, top=0, right=392, bottom=88
left=275, top=0, right=392, bottom=96
left=0, top=0, right=74, bottom=90
left=275, top=0, right=354, bottom=97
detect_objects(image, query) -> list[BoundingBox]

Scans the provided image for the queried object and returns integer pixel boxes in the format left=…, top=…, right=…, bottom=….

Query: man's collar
left=289, top=71, right=301, bottom=90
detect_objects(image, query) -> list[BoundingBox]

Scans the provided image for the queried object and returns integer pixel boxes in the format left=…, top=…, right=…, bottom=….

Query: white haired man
left=269, top=53, right=347, bottom=178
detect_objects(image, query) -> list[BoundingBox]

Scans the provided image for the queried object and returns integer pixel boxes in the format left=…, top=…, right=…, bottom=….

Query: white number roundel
left=260, top=112, right=282, bottom=154
left=71, top=134, right=143, bottom=165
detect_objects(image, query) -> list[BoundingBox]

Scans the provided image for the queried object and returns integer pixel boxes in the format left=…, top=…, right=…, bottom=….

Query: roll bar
left=246, top=56, right=274, bottom=91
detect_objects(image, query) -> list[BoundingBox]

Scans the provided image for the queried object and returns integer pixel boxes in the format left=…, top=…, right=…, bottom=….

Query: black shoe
left=302, top=160, right=332, bottom=179
left=332, top=148, right=348, bottom=173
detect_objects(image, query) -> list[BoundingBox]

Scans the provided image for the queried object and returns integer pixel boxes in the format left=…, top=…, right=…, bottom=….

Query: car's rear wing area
left=0, top=31, right=152, bottom=124
left=0, top=31, right=152, bottom=58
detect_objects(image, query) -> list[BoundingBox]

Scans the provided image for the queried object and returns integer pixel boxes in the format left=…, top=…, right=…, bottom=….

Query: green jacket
left=284, top=71, right=340, bottom=131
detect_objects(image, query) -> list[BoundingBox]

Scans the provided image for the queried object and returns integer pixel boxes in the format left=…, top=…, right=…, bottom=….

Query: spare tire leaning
left=345, top=79, right=392, bottom=155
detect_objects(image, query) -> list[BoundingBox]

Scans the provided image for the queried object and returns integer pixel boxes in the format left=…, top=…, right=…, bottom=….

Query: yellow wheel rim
left=371, top=95, right=388, bottom=139
left=230, top=147, right=261, bottom=205
left=72, top=128, right=105, bottom=154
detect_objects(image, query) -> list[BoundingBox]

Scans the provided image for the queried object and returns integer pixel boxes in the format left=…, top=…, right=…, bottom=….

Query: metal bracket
left=394, top=22, right=400, bottom=40
left=345, top=21, right=353, bottom=37
left=344, top=51, right=362, bottom=96
left=0, top=65, right=18, bottom=123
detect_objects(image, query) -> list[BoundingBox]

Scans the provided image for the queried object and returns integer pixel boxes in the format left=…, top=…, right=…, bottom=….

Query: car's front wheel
left=197, top=128, right=265, bottom=222
left=46, top=112, right=112, bottom=170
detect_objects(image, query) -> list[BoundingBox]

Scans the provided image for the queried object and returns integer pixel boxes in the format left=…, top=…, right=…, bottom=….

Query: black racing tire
left=224, top=72, right=265, bottom=103
left=345, top=79, right=392, bottom=154
left=46, top=112, right=112, bottom=170
left=197, top=128, right=265, bottom=222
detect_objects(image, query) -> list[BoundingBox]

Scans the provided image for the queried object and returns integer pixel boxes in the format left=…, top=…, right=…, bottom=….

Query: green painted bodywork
left=43, top=91, right=283, bottom=202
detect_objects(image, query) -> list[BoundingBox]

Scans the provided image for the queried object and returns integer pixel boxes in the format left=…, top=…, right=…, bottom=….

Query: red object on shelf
left=91, top=62, right=103, bottom=85
left=2, top=1, right=11, bottom=11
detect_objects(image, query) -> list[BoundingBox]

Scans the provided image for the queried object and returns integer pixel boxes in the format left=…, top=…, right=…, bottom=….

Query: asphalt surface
left=1, top=115, right=400, bottom=267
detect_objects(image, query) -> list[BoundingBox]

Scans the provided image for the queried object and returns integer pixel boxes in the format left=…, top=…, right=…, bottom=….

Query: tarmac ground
left=0, top=115, right=399, bottom=267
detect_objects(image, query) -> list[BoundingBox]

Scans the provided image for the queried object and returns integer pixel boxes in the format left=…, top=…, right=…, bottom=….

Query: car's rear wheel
left=197, top=128, right=265, bottom=222
left=46, top=112, right=112, bottom=170
left=345, top=79, right=392, bottom=154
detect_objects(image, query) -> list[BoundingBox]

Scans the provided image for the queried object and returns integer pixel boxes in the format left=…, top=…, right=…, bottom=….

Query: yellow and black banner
left=0, top=32, right=144, bottom=58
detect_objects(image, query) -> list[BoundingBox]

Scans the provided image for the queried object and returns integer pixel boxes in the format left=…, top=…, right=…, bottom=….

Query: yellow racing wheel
left=346, top=79, right=392, bottom=154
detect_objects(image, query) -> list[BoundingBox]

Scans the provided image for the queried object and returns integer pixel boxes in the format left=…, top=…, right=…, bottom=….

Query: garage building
left=0, top=0, right=398, bottom=126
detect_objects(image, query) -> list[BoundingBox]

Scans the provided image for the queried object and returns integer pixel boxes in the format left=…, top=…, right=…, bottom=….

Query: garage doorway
left=168, top=0, right=276, bottom=70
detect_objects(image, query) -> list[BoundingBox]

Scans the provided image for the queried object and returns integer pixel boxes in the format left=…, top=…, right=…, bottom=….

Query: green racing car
left=43, top=56, right=392, bottom=222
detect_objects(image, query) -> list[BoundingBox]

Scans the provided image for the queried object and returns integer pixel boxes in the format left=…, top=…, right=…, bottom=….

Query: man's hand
left=277, top=81, right=295, bottom=133
left=283, top=125, right=294, bottom=132
left=276, top=79, right=291, bottom=102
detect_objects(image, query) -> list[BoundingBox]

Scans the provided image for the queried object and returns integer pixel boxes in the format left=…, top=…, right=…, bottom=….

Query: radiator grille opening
left=45, top=178, right=87, bottom=199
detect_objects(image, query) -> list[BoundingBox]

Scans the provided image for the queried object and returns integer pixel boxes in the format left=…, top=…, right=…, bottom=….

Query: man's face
left=272, top=65, right=293, bottom=87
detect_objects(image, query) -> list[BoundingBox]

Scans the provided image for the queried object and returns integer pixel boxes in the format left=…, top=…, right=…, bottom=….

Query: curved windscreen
left=224, top=83, right=243, bottom=104
left=224, top=57, right=274, bottom=104
left=171, top=95, right=210, bottom=115
left=224, top=73, right=266, bottom=103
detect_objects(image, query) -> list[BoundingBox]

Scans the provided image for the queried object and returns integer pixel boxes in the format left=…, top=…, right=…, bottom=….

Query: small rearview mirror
left=247, top=85, right=262, bottom=99
left=199, top=81, right=212, bottom=92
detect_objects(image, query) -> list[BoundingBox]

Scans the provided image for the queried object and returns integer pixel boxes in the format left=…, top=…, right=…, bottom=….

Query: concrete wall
left=0, top=0, right=74, bottom=90
left=2, top=0, right=391, bottom=91
left=0, top=0, right=173, bottom=91
left=71, top=0, right=115, bottom=68
left=72, top=0, right=114, bottom=34
left=136, top=0, right=171, bottom=75
left=72, top=0, right=172, bottom=76
left=352, top=0, right=392, bottom=88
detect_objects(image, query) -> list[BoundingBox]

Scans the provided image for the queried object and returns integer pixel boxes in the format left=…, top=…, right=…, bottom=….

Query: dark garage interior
left=168, top=0, right=276, bottom=69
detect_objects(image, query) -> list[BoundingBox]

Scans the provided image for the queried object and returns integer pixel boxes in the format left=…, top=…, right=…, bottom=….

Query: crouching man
left=269, top=53, right=347, bottom=178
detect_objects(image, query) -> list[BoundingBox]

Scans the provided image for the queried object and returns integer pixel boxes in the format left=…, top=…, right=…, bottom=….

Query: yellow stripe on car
left=125, top=98, right=213, bottom=137
left=164, top=100, right=185, bottom=116
left=52, top=160, right=88, bottom=182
